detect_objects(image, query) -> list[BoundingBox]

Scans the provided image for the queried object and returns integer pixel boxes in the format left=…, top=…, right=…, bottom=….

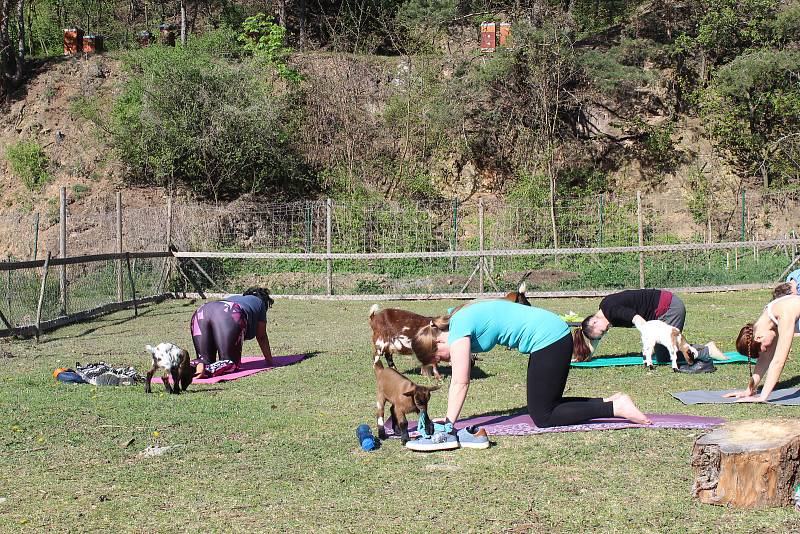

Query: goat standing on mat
left=369, top=279, right=531, bottom=378
left=374, top=356, right=439, bottom=444
left=634, top=318, right=698, bottom=371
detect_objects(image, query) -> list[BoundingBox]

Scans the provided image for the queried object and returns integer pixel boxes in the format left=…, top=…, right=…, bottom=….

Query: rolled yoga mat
left=571, top=351, right=753, bottom=368
left=385, top=412, right=725, bottom=437
left=671, top=388, right=800, bottom=406
left=152, top=354, right=306, bottom=385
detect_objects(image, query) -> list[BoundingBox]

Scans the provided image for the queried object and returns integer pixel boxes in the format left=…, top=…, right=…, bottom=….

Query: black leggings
left=527, top=333, right=614, bottom=427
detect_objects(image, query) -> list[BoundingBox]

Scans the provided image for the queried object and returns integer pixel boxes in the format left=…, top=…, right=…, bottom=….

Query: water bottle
left=356, top=424, right=378, bottom=452
left=794, top=484, right=800, bottom=511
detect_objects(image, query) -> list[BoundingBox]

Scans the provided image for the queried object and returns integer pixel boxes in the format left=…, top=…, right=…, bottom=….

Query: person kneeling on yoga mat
left=189, top=287, right=274, bottom=377
left=726, top=294, right=800, bottom=402
left=572, top=289, right=720, bottom=373
left=405, top=300, right=650, bottom=451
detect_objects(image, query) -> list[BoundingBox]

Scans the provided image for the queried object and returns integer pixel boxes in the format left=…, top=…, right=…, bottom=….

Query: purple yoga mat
left=385, top=412, right=725, bottom=437
left=152, top=354, right=305, bottom=385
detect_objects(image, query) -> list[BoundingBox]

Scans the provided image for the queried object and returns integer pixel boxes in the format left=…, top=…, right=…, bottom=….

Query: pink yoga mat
left=152, top=354, right=305, bottom=385
left=385, top=412, right=725, bottom=437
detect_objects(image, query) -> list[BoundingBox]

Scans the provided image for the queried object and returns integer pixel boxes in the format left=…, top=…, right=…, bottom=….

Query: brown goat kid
left=368, top=279, right=531, bottom=379
left=374, top=357, right=439, bottom=444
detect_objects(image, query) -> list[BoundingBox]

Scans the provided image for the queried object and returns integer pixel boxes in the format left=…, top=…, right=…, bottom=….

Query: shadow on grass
left=42, top=300, right=199, bottom=343
left=467, top=406, right=527, bottom=419
left=775, top=375, right=800, bottom=390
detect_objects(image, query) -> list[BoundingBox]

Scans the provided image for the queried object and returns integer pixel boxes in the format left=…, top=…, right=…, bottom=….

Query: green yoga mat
left=571, top=351, right=754, bottom=368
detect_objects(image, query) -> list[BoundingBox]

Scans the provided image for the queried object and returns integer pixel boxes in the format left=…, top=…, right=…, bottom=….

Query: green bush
left=108, top=40, right=313, bottom=200
left=4, top=140, right=52, bottom=191
left=698, top=49, right=800, bottom=184
left=579, top=48, right=655, bottom=93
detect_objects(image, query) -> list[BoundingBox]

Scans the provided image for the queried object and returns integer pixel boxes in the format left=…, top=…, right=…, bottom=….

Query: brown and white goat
left=374, top=357, right=439, bottom=444
left=368, top=279, right=531, bottom=379
left=144, top=343, right=193, bottom=394
left=369, top=305, right=442, bottom=378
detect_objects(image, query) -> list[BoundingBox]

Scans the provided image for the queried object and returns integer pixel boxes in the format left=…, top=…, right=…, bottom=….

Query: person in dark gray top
left=190, top=287, right=274, bottom=374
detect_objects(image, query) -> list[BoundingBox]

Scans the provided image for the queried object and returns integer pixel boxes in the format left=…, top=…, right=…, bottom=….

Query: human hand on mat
left=734, top=395, right=767, bottom=403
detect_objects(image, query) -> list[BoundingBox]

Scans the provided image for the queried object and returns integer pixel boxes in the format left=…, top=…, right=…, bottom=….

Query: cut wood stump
left=692, top=418, right=800, bottom=508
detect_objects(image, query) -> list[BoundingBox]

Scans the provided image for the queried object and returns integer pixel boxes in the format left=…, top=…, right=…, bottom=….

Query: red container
left=159, top=24, right=176, bottom=46
left=63, top=28, right=84, bottom=55
left=499, top=23, right=511, bottom=47
left=137, top=30, right=153, bottom=47
left=82, top=34, right=104, bottom=54
left=480, top=22, right=496, bottom=52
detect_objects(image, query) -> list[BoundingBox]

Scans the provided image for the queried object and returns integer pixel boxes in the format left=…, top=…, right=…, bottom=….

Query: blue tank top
left=447, top=300, right=570, bottom=355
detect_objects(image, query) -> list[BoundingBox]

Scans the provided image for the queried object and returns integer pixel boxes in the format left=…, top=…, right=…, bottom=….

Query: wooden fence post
left=59, top=187, right=67, bottom=316
left=5, top=253, right=10, bottom=316
left=35, top=251, right=51, bottom=342
left=326, top=198, right=332, bottom=295
left=117, top=191, right=124, bottom=302
left=126, top=253, right=138, bottom=317
left=166, top=196, right=173, bottom=249
left=637, top=191, right=645, bottom=288
left=479, top=197, right=485, bottom=294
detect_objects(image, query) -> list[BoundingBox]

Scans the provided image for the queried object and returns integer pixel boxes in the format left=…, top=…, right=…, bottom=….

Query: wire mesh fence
left=2, top=187, right=800, bottom=334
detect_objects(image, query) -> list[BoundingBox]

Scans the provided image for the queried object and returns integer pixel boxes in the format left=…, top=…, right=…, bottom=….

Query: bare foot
left=706, top=342, right=726, bottom=360
left=603, top=392, right=625, bottom=402
left=612, top=394, right=651, bottom=425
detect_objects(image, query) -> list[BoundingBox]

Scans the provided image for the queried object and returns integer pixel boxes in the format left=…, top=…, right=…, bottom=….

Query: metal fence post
left=305, top=202, right=313, bottom=253
left=326, top=198, right=332, bottom=295
left=117, top=191, right=124, bottom=302
left=479, top=197, right=484, bottom=294
left=741, top=190, right=746, bottom=241
left=451, top=198, right=458, bottom=272
left=59, top=187, right=67, bottom=316
left=637, top=191, right=645, bottom=288
left=598, top=195, right=604, bottom=246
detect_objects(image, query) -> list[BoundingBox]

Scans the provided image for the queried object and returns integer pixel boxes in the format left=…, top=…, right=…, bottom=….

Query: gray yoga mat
left=672, top=388, right=800, bottom=405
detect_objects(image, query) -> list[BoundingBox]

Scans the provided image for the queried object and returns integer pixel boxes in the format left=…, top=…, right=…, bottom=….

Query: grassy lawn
left=2, top=291, right=800, bottom=533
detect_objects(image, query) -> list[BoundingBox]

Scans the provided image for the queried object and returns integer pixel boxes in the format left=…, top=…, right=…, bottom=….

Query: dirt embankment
left=0, top=51, right=751, bottom=259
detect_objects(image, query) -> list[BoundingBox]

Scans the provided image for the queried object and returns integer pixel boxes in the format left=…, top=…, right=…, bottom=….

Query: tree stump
left=692, top=419, right=800, bottom=508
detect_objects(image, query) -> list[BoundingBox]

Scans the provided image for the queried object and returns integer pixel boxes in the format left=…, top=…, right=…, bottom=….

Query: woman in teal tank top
left=415, top=300, right=651, bottom=433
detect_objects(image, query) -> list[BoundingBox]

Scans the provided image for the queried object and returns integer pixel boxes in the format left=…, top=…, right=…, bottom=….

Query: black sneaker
left=677, top=360, right=716, bottom=374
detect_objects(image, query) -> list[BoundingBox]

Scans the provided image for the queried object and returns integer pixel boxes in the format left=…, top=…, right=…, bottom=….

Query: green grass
left=2, top=292, right=800, bottom=533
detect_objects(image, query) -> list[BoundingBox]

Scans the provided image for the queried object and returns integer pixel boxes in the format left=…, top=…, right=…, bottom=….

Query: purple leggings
left=190, top=301, right=247, bottom=366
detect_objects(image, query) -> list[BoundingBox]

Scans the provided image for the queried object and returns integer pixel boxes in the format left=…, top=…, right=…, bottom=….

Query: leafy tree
left=699, top=49, right=800, bottom=186
left=238, top=13, right=301, bottom=82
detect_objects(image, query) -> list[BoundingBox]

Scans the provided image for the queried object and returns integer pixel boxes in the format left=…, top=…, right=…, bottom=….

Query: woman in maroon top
left=572, top=289, right=689, bottom=362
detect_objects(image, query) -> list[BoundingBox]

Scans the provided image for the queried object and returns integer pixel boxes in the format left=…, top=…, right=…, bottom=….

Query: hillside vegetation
left=1, top=0, right=799, bottom=219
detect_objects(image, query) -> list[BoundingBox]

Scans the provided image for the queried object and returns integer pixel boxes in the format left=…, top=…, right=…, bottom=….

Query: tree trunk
left=277, top=0, right=286, bottom=29
left=14, top=0, right=24, bottom=84
left=692, top=419, right=800, bottom=508
left=180, top=0, right=185, bottom=45
left=297, top=0, right=305, bottom=49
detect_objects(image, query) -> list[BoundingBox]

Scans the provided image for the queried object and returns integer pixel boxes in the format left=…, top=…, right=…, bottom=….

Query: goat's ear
left=145, top=344, right=155, bottom=354
left=426, top=385, right=440, bottom=393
